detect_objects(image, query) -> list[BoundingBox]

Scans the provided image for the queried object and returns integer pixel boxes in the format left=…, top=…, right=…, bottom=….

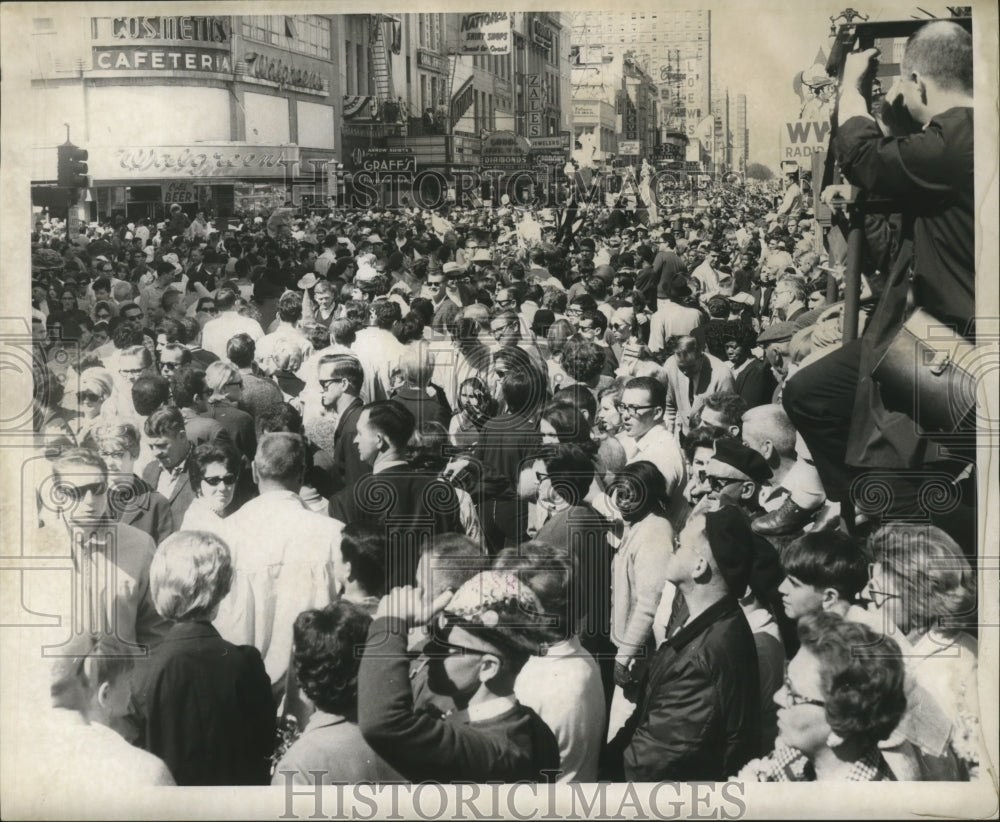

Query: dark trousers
left=783, top=341, right=977, bottom=556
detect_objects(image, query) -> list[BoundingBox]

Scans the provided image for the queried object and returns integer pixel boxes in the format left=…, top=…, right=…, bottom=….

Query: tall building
left=570, top=10, right=710, bottom=144
left=732, top=93, right=748, bottom=173
left=711, top=87, right=729, bottom=172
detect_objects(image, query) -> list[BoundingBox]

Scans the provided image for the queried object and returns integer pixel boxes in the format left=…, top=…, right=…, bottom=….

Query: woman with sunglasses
left=73, top=367, right=117, bottom=445
left=179, top=442, right=243, bottom=540
left=737, top=611, right=905, bottom=782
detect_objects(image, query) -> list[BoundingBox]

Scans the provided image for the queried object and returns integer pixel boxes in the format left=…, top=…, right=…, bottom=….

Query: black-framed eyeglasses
left=76, top=391, right=102, bottom=403
left=223, top=380, right=243, bottom=389
left=491, top=322, right=518, bottom=338
left=782, top=673, right=826, bottom=708
left=98, top=449, right=126, bottom=461
left=578, top=323, right=598, bottom=333
left=614, top=401, right=657, bottom=417
left=160, top=361, right=181, bottom=371
left=496, top=298, right=516, bottom=308
left=865, top=563, right=901, bottom=608
left=58, top=481, right=108, bottom=501
left=318, top=377, right=344, bottom=391
left=426, top=280, right=444, bottom=288
left=705, top=475, right=742, bottom=493
left=202, top=473, right=237, bottom=487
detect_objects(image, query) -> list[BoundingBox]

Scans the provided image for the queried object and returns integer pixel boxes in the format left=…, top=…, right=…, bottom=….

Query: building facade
left=570, top=10, right=711, bottom=145
left=31, top=13, right=342, bottom=221
left=733, top=92, right=748, bottom=173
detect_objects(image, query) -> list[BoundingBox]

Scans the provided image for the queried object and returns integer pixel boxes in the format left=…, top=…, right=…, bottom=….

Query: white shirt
left=214, top=489, right=344, bottom=685
left=515, top=637, right=605, bottom=783
left=200, top=310, right=264, bottom=360
left=351, top=327, right=406, bottom=403
left=648, top=301, right=702, bottom=354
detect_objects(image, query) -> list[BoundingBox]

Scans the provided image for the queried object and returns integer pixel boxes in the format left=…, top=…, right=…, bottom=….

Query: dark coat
left=204, top=402, right=257, bottom=461
left=733, top=357, right=778, bottom=410
left=623, top=595, right=760, bottom=781
left=358, top=619, right=561, bottom=783
left=329, top=396, right=370, bottom=495
left=837, top=109, right=974, bottom=468
left=180, top=407, right=231, bottom=448
left=141, top=454, right=197, bottom=526
left=329, top=467, right=464, bottom=588
left=107, top=474, right=175, bottom=546
left=133, top=621, right=276, bottom=786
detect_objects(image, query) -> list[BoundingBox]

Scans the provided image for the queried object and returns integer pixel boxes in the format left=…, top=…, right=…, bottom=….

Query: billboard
left=459, top=12, right=511, bottom=55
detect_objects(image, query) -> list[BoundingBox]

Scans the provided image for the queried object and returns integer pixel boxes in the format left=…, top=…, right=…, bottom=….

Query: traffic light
left=57, top=142, right=89, bottom=188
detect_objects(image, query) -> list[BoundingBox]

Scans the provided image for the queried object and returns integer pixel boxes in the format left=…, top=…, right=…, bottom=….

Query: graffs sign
left=94, top=46, right=232, bottom=73
left=109, top=147, right=297, bottom=179
left=245, top=53, right=325, bottom=92
left=110, top=16, right=230, bottom=43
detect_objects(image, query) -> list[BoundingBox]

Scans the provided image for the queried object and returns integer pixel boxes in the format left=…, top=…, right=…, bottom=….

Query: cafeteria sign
left=459, top=12, right=511, bottom=55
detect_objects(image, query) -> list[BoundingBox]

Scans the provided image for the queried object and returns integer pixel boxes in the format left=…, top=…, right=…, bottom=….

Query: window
left=241, top=15, right=331, bottom=58
left=345, top=38, right=355, bottom=94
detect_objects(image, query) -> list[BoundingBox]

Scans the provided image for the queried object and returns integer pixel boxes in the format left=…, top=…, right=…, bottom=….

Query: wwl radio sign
left=779, top=120, right=830, bottom=161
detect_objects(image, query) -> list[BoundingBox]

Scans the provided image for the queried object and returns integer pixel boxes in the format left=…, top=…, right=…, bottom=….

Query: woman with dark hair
left=180, top=442, right=244, bottom=538
left=545, top=319, right=574, bottom=392
left=736, top=611, right=906, bottom=781
left=606, top=461, right=673, bottom=702
left=51, top=286, right=91, bottom=342
left=273, top=602, right=404, bottom=785
left=448, top=376, right=497, bottom=450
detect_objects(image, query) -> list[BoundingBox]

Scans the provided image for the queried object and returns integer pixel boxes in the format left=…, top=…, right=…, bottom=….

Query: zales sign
left=244, top=52, right=325, bottom=93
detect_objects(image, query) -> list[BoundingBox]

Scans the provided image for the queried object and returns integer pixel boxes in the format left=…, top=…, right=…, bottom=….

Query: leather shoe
left=751, top=497, right=817, bottom=536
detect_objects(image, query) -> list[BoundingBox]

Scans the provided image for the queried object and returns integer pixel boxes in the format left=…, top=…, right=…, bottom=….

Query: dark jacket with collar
left=106, top=474, right=175, bottom=546
left=141, top=453, right=197, bottom=525
left=358, top=618, right=560, bottom=783
left=329, top=396, right=370, bottom=495
left=623, top=595, right=760, bottom=781
left=133, top=621, right=275, bottom=786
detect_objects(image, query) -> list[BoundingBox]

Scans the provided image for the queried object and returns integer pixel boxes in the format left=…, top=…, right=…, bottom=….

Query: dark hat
left=710, top=438, right=773, bottom=484
left=668, top=281, right=692, bottom=301
left=434, top=570, right=548, bottom=657
left=702, top=505, right=757, bottom=597
left=756, top=320, right=797, bottom=344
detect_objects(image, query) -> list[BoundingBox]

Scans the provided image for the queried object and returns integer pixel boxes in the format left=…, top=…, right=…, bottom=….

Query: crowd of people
left=22, top=21, right=982, bottom=793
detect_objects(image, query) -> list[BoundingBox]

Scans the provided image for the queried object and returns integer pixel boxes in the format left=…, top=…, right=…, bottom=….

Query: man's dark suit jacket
left=141, top=454, right=197, bottom=525
left=330, top=397, right=370, bottom=495
left=329, top=467, right=463, bottom=589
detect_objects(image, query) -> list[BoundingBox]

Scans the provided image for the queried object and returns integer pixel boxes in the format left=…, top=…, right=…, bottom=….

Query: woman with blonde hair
left=202, top=360, right=256, bottom=461
left=863, top=523, right=982, bottom=776
left=133, top=530, right=275, bottom=785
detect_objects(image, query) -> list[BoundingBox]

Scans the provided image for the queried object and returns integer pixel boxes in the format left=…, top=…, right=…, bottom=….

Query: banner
left=459, top=12, right=511, bottom=55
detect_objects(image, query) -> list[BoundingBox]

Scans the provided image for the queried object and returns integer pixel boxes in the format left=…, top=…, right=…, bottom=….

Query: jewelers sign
left=459, top=12, right=511, bottom=55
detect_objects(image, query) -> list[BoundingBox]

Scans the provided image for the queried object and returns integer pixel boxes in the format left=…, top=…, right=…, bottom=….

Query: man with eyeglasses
left=576, top=308, right=619, bottom=378
left=770, top=274, right=810, bottom=324
left=358, top=570, right=560, bottom=782
left=612, top=505, right=760, bottom=781
left=33, top=448, right=171, bottom=650
left=695, top=438, right=773, bottom=520
left=619, top=376, right=685, bottom=523
left=316, top=353, right=370, bottom=494
left=431, top=262, right=472, bottom=337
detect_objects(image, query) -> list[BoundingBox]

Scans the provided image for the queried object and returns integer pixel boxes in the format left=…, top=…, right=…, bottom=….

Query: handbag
left=872, top=308, right=977, bottom=432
